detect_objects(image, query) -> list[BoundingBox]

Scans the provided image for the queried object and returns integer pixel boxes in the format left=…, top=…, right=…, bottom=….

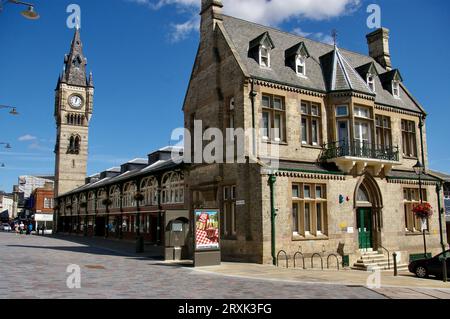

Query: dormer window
left=392, top=80, right=400, bottom=98
left=367, top=74, right=375, bottom=92
left=296, top=56, right=306, bottom=76
left=285, top=42, right=310, bottom=77
left=249, top=32, right=275, bottom=69
left=260, top=45, right=270, bottom=67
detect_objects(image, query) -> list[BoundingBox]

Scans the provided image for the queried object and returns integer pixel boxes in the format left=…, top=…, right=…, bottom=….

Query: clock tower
left=54, top=28, right=94, bottom=196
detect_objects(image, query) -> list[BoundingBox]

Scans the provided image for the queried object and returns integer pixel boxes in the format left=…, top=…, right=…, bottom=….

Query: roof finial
left=332, top=29, right=338, bottom=47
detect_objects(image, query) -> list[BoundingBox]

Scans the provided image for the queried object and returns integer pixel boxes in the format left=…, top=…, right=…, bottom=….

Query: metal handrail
left=276, top=250, right=289, bottom=268
left=378, top=245, right=390, bottom=270
left=321, top=139, right=399, bottom=162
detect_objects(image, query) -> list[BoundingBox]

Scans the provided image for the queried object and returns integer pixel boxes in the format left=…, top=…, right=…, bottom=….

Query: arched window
left=357, top=185, right=370, bottom=203
left=109, top=186, right=121, bottom=209
left=97, top=189, right=106, bottom=210
left=72, top=196, right=79, bottom=213
left=74, top=136, right=80, bottom=154
left=88, top=191, right=95, bottom=212
left=161, top=172, right=184, bottom=204
left=123, top=182, right=136, bottom=208
left=140, top=177, right=158, bottom=206
left=68, top=136, right=75, bottom=153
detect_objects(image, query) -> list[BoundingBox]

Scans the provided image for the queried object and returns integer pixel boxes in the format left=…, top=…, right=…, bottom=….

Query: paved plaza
left=0, top=232, right=449, bottom=299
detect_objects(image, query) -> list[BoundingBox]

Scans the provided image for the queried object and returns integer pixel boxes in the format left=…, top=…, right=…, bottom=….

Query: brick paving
left=0, top=232, right=447, bottom=299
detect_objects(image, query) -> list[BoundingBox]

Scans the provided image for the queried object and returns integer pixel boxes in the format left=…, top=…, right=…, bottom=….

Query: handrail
left=379, top=245, right=390, bottom=270
left=321, top=139, right=399, bottom=162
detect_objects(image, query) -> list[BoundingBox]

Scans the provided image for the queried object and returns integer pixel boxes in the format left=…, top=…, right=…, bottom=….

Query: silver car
left=0, top=223, right=12, bottom=232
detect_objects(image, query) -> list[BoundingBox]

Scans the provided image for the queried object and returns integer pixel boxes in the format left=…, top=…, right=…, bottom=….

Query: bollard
left=393, top=252, right=398, bottom=276
left=442, top=257, right=448, bottom=283
left=136, top=235, right=144, bottom=253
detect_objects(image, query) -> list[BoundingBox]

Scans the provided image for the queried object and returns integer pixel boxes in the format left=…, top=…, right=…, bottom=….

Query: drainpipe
left=250, top=80, right=257, bottom=157
left=418, top=115, right=426, bottom=171
left=268, top=174, right=277, bottom=265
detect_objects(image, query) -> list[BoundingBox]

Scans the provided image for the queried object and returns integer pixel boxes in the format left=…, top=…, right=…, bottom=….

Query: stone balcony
left=320, top=140, right=401, bottom=175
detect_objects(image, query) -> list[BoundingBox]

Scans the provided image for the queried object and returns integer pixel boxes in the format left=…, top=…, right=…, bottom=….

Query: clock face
left=69, top=95, right=83, bottom=109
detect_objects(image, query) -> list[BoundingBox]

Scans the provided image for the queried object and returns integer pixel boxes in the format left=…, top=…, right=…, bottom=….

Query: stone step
left=351, top=263, right=409, bottom=271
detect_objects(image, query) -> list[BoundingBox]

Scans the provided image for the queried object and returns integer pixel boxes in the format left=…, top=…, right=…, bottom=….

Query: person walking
left=27, top=223, right=32, bottom=235
left=19, top=222, right=24, bottom=235
left=37, top=225, right=41, bottom=236
left=41, top=224, right=46, bottom=236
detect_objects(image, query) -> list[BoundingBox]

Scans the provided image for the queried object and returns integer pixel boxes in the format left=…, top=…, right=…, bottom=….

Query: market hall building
left=54, top=0, right=448, bottom=267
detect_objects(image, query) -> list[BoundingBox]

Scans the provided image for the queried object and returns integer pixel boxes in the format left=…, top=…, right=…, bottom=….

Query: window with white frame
left=296, top=55, right=306, bottom=76
left=109, top=186, right=121, bottom=209
left=140, top=177, right=158, bottom=206
left=261, top=94, right=286, bottom=142
left=123, top=182, right=137, bottom=208
left=44, top=197, right=53, bottom=209
left=161, top=172, right=184, bottom=204
left=367, top=74, right=375, bottom=92
left=259, top=45, right=270, bottom=67
left=392, top=81, right=400, bottom=98
left=404, top=188, right=428, bottom=232
left=336, top=105, right=349, bottom=117
left=300, top=101, right=321, bottom=146
left=292, top=183, right=327, bottom=237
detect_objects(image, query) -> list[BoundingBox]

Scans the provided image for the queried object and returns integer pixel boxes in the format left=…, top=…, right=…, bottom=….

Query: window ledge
left=262, top=140, right=288, bottom=146
left=301, top=144, right=322, bottom=150
left=405, top=231, right=430, bottom=236
left=403, top=156, right=418, bottom=160
left=292, top=234, right=329, bottom=241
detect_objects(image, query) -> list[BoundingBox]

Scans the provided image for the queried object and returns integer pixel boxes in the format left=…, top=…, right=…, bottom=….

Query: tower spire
left=62, top=28, right=88, bottom=86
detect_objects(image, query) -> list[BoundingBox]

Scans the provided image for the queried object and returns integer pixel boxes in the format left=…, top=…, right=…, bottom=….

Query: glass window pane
left=274, top=114, right=281, bottom=140
left=301, top=103, right=308, bottom=114
left=311, top=104, right=319, bottom=116
left=262, top=96, right=270, bottom=108
left=292, top=204, right=299, bottom=233
left=336, top=105, right=348, bottom=117
left=312, top=120, right=318, bottom=144
left=304, top=185, right=311, bottom=198
left=273, top=98, right=282, bottom=110
left=262, top=112, right=270, bottom=138
left=304, top=203, right=311, bottom=232
left=292, top=185, right=299, bottom=198
left=301, top=118, right=308, bottom=143
left=316, top=203, right=322, bottom=232
left=315, top=186, right=322, bottom=199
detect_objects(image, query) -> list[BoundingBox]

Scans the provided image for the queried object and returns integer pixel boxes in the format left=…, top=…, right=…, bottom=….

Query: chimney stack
left=366, top=28, right=392, bottom=71
left=200, top=0, right=223, bottom=35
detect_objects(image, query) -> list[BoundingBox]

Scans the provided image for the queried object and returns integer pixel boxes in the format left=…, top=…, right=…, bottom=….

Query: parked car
left=0, top=223, right=12, bottom=232
left=409, top=250, right=450, bottom=278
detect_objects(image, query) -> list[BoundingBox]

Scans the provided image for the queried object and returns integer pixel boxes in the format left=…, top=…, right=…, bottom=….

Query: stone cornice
left=251, top=78, right=326, bottom=98
left=375, top=104, right=421, bottom=117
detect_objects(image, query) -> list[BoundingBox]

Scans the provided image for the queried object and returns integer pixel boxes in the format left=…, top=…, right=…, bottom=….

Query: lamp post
left=0, top=0, right=40, bottom=20
left=413, top=160, right=427, bottom=258
left=0, top=105, right=19, bottom=116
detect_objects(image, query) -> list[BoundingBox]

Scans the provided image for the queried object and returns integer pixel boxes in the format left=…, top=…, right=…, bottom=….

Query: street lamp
left=413, top=160, right=427, bottom=258
left=0, top=105, right=19, bottom=116
left=0, top=0, right=40, bottom=20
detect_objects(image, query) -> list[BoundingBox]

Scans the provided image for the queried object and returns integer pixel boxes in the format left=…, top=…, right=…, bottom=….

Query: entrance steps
left=351, top=250, right=409, bottom=272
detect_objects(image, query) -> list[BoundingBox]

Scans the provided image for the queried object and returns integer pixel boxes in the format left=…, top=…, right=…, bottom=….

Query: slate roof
left=386, top=170, right=439, bottom=182
left=221, top=15, right=424, bottom=114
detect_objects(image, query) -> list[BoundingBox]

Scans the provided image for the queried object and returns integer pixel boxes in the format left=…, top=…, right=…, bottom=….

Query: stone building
left=30, top=183, right=54, bottom=232
left=55, top=1, right=448, bottom=267
left=183, top=0, right=447, bottom=267
left=54, top=28, right=94, bottom=197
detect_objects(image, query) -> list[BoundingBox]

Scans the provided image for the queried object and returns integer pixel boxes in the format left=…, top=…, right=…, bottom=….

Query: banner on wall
left=194, top=210, right=220, bottom=250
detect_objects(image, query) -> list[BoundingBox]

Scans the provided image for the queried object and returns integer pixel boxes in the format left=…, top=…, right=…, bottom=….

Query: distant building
left=0, top=192, right=15, bottom=221
left=16, top=175, right=54, bottom=219
left=30, top=183, right=54, bottom=232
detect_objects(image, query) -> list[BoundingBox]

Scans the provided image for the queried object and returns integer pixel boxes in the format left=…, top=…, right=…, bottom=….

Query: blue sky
left=0, top=0, right=449, bottom=192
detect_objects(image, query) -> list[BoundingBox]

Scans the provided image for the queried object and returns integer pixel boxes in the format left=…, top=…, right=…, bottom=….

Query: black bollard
left=393, top=252, right=398, bottom=276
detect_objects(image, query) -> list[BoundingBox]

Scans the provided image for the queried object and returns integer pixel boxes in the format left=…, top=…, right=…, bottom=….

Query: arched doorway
left=354, top=174, right=383, bottom=251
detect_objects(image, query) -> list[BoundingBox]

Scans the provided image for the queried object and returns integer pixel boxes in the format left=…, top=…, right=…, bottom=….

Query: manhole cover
left=84, top=265, right=106, bottom=270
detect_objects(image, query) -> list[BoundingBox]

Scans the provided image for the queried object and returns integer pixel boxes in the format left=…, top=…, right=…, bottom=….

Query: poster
left=195, top=210, right=219, bottom=250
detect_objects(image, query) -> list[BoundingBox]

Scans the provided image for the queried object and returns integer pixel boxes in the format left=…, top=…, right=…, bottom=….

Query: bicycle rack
left=293, top=251, right=306, bottom=269
left=327, top=253, right=340, bottom=270
left=311, top=253, right=324, bottom=270
left=276, top=250, right=289, bottom=268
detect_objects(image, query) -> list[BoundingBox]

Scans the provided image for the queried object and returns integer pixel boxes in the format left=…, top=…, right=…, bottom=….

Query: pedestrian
left=19, top=222, right=24, bottom=235
left=37, top=225, right=41, bottom=236
left=27, top=223, right=32, bottom=235
left=15, top=224, right=19, bottom=235
left=41, top=224, right=46, bottom=236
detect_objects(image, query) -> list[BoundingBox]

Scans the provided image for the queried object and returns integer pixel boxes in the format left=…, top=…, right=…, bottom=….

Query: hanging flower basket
left=102, top=198, right=112, bottom=206
left=413, top=203, right=433, bottom=219
left=134, top=192, right=144, bottom=202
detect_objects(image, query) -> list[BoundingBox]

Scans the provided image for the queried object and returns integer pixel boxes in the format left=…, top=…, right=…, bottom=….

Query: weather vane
left=332, top=29, right=338, bottom=46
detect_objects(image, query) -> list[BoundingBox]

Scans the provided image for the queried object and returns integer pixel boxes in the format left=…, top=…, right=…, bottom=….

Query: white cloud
left=18, top=134, right=37, bottom=142
left=128, top=0, right=361, bottom=41
left=292, top=28, right=335, bottom=46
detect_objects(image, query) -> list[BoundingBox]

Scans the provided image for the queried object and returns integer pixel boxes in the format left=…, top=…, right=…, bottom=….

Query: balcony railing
left=321, top=140, right=399, bottom=162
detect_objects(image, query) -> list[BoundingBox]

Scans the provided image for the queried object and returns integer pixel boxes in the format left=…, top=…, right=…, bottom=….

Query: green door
left=357, top=208, right=372, bottom=249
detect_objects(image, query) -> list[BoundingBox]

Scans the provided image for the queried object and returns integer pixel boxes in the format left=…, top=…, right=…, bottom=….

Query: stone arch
left=354, top=173, right=383, bottom=209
